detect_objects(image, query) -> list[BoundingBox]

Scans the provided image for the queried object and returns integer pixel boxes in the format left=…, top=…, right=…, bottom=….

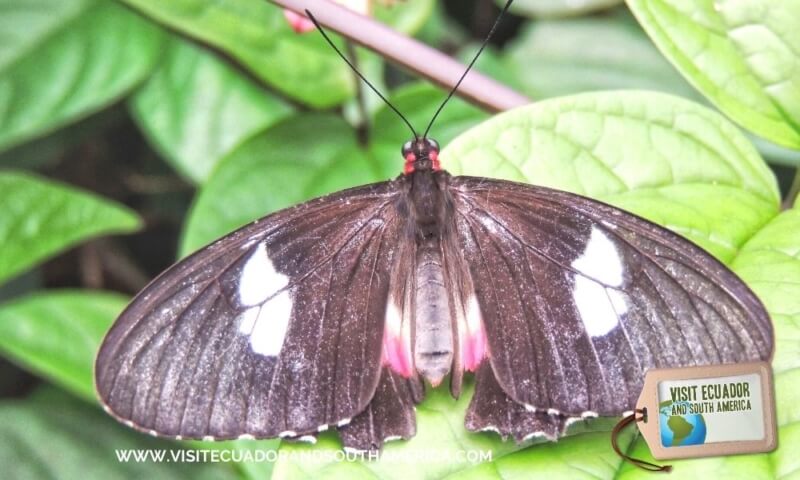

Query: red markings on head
left=430, top=150, right=440, bottom=171
left=404, top=153, right=416, bottom=174
left=401, top=137, right=441, bottom=175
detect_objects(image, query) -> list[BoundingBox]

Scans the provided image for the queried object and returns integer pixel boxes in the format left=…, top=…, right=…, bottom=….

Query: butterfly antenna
left=305, top=10, right=418, bottom=140
left=422, top=0, right=514, bottom=139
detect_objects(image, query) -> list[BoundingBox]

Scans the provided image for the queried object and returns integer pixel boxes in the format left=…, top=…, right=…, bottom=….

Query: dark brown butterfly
left=95, top=1, right=772, bottom=452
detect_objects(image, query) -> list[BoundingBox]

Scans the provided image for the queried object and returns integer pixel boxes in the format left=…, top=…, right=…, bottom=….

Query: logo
left=658, top=400, right=707, bottom=447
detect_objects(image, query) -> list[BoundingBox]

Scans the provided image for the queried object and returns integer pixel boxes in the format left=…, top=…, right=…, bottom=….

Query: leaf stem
left=269, top=0, right=530, bottom=113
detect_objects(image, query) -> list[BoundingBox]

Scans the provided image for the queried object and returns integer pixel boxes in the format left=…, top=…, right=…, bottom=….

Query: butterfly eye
left=425, top=138, right=439, bottom=153
left=402, top=140, right=414, bottom=158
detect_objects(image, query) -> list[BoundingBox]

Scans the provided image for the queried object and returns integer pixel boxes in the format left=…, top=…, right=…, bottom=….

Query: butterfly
left=95, top=1, right=773, bottom=452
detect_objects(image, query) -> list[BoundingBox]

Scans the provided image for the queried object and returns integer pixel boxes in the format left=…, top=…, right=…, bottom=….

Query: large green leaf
left=502, top=11, right=700, bottom=100
left=119, top=0, right=434, bottom=108
left=0, top=388, right=239, bottom=480
left=627, top=0, right=800, bottom=149
left=0, top=290, right=127, bottom=402
left=0, top=171, right=141, bottom=286
left=180, top=113, right=381, bottom=256
left=444, top=90, right=779, bottom=262
left=0, top=0, right=164, bottom=153
left=273, top=90, right=785, bottom=478
left=130, top=36, right=293, bottom=183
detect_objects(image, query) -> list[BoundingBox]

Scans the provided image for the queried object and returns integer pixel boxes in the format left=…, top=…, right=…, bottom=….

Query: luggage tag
left=611, top=361, right=777, bottom=472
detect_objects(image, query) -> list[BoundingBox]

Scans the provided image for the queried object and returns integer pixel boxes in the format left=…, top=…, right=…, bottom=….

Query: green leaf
left=0, top=290, right=128, bottom=402
left=0, top=0, right=164, bottom=153
left=501, top=11, right=700, bottom=100
left=119, top=0, right=434, bottom=108
left=375, top=0, right=436, bottom=35
left=442, top=90, right=779, bottom=263
left=733, top=208, right=800, bottom=377
left=180, top=113, right=380, bottom=256
left=118, top=0, right=351, bottom=108
left=627, top=0, right=800, bottom=149
left=502, top=0, right=622, bottom=18
left=0, top=171, right=141, bottom=286
left=130, top=36, right=293, bottom=183
left=0, top=388, right=239, bottom=480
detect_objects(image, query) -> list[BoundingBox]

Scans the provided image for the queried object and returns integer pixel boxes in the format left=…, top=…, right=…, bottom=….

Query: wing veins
left=358, top=218, right=392, bottom=408
left=463, top=211, right=542, bottom=402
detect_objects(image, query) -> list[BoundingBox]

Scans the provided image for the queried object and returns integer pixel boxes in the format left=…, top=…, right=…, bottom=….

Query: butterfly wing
left=449, top=176, right=773, bottom=421
left=96, top=181, right=403, bottom=440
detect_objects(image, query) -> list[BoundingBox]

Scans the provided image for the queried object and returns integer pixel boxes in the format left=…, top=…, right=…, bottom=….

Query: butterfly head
left=402, top=137, right=440, bottom=175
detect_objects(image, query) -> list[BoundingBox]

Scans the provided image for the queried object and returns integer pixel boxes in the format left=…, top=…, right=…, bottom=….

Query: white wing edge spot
left=522, top=430, right=557, bottom=442
left=202, top=435, right=215, bottom=441
left=238, top=434, right=256, bottom=440
left=337, top=418, right=352, bottom=427
left=279, top=430, right=298, bottom=438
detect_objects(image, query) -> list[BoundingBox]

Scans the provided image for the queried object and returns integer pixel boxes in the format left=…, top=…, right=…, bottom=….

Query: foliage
left=0, top=0, right=797, bottom=479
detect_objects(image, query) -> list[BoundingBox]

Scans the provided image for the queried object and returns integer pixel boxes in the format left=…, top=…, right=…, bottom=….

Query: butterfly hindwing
left=449, top=176, right=773, bottom=418
left=338, top=367, right=420, bottom=451
left=95, top=181, right=403, bottom=440
left=465, top=362, right=576, bottom=442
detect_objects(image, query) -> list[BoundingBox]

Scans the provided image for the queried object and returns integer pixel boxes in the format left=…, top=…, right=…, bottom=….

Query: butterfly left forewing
left=96, top=181, right=403, bottom=440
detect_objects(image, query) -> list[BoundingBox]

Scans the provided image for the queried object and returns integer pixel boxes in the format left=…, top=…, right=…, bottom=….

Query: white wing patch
left=235, top=243, right=293, bottom=356
left=237, top=287, right=293, bottom=357
left=571, top=227, right=624, bottom=287
left=571, top=227, right=628, bottom=337
left=238, top=243, right=289, bottom=306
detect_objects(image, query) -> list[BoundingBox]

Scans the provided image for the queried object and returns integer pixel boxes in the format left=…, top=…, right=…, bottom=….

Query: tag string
left=611, top=408, right=673, bottom=473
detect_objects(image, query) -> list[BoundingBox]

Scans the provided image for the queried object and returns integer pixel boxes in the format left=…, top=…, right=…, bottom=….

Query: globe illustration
left=658, top=400, right=707, bottom=446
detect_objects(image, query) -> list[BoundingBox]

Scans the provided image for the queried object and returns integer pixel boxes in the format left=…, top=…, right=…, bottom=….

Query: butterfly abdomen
left=413, top=238, right=454, bottom=387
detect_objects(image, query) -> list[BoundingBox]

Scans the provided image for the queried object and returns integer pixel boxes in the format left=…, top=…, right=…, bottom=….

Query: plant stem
left=783, top=167, right=800, bottom=210
left=269, top=0, right=530, bottom=113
